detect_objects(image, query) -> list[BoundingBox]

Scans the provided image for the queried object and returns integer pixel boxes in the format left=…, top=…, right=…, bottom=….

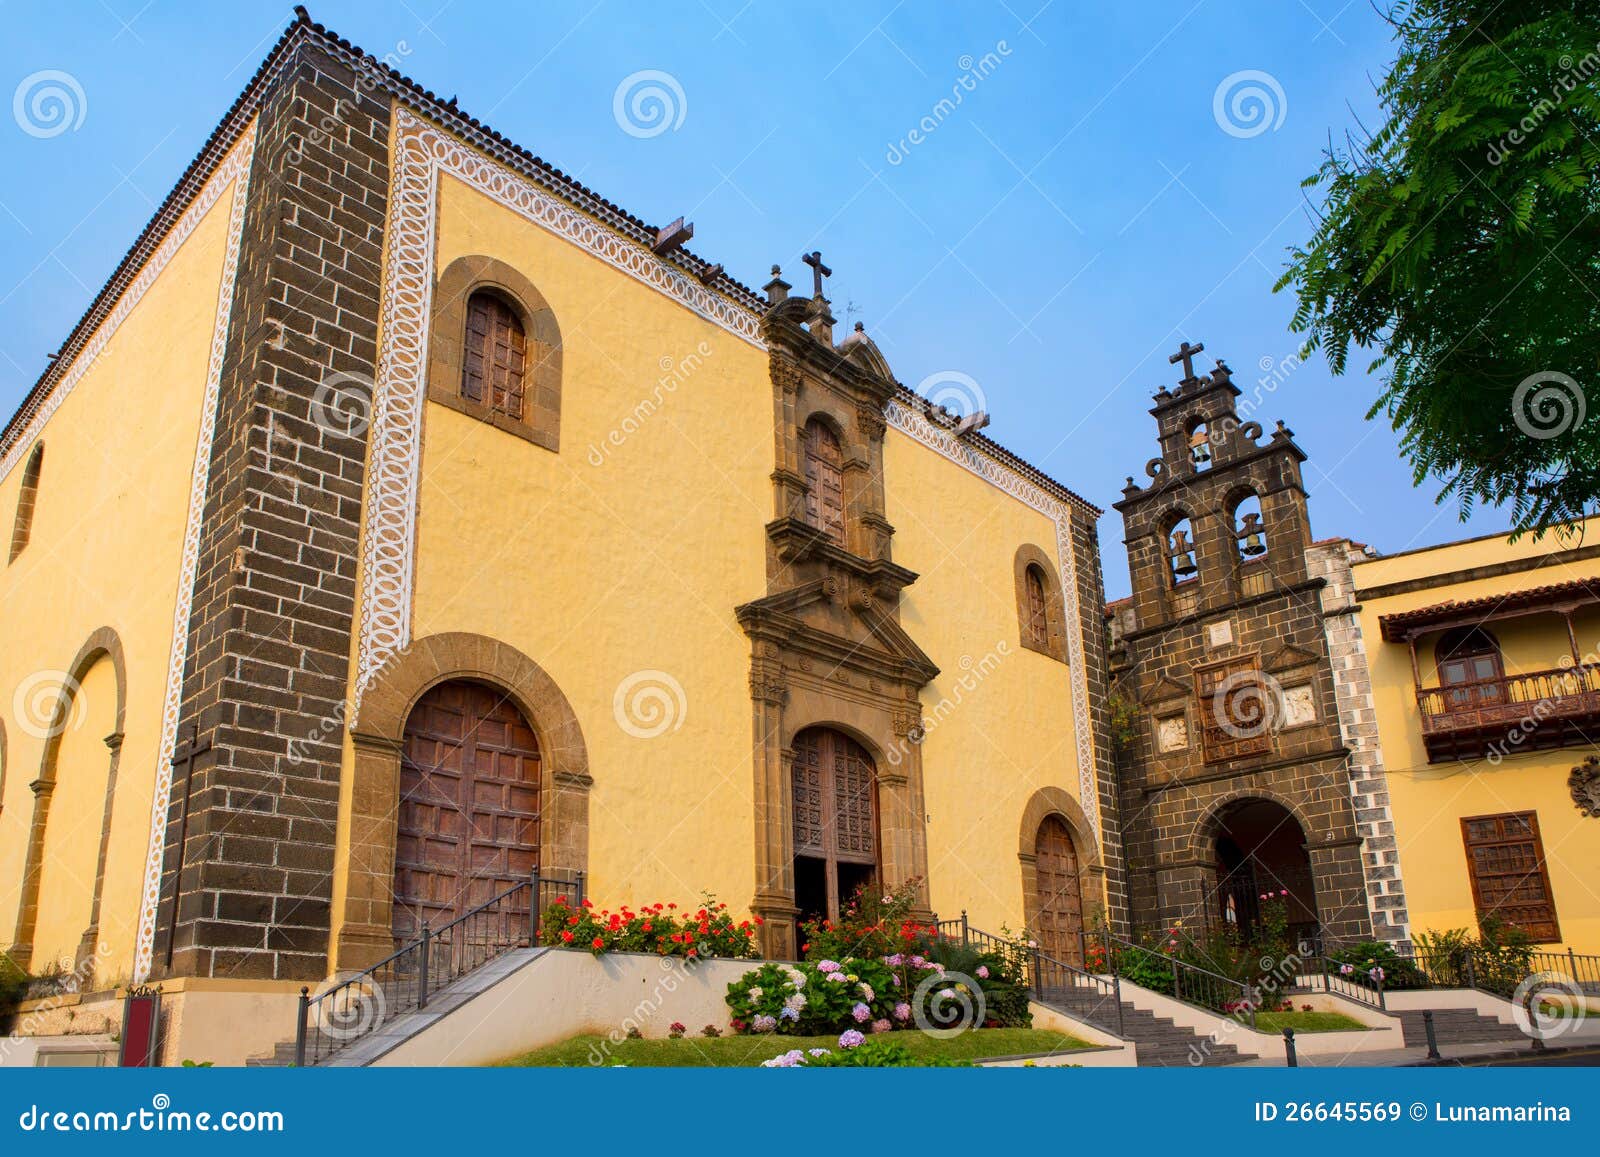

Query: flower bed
left=536, top=894, right=760, bottom=960
left=725, top=880, right=1031, bottom=1036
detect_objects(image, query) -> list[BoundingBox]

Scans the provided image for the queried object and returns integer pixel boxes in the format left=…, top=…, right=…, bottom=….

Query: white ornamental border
left=356, top=108, right=1103, bottom=847
left=130, top=125, right=259, bottom=981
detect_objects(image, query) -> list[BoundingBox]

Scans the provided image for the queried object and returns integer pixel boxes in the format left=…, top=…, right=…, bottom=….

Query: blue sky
left=0, top=0, right=1512, bottom=596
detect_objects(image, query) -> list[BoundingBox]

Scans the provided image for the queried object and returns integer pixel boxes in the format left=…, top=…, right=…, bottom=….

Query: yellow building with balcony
left=1338, top=525, right=1600, bottom=954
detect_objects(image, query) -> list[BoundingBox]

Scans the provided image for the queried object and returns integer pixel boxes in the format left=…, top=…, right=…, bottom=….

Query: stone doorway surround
left=336, top=632, right=590, bottom=971
left=1018, top=786, right=1104, bottom=962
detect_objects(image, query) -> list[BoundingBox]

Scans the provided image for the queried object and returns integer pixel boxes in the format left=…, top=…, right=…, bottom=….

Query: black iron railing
left=1082, top=930, right=1258, bottom=1030
left=294, top=869, right=583, bottom=1066
left=932, top=913, right=1125, bottom=1038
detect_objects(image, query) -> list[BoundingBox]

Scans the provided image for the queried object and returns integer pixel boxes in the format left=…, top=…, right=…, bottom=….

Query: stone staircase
left=247, top=948, right=544, bottom=1067
left=1037, top=983, right=1244, bottom=1067
left=1396, top=1007, right=1526, bottom=1049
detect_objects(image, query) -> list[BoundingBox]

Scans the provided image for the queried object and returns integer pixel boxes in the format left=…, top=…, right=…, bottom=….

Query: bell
left=1173, top=550, right=1198, bottom=577
left=1188, top=428, right=1211, bottom=464
left=1241, top=530, right=1265, bottom=557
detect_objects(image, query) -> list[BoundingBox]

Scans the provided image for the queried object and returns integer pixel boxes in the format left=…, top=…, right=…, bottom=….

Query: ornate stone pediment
left=736, top=578, right=939, bottom=690
left=1264, top=641, right=1322, bottom=673
left=1140, top=673, right=1192, bottom=706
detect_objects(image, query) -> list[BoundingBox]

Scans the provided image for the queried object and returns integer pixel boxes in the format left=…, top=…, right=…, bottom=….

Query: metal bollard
left=1422, top=1009, right=1441, bottom=1059
left=1283, top=1027, right=1297, bottom=1067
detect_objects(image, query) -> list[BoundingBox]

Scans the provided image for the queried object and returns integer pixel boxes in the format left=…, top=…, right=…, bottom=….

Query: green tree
left=1276, top=1, right=1600, bottom=532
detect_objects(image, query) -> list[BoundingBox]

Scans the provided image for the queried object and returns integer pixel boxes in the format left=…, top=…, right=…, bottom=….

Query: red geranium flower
left=561, top=930, right=573, bottom=943
left=591, top=937, right=604, bottom=950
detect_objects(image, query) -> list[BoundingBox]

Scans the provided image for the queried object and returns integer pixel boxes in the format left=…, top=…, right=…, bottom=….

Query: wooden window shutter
left=802, top=419, right=846, bottom=546
left=1461, top=811, right=1561, bottom=942
left=1025, top=566, right=1049, bottom=647
left=462, top=293, right=527, bottom=421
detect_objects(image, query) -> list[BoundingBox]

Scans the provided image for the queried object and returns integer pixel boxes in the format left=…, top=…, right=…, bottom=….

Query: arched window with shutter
left=1024, top=565, right=1049, bottom=648
left=462, top=292, right=527, bottom=421
left=802, top=417, right=846, bottom=546
left=9, top=443, right=44, bottom=564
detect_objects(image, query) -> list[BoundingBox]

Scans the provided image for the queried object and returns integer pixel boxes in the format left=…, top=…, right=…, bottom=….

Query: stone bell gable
left=1110, top=341, right=1375, bottom=948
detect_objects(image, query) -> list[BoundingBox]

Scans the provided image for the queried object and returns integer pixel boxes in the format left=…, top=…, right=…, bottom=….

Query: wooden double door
left=392, top=680, right=541, bottom=944
left=1034, top=816, right=1084, bottom=964
left=791, top=727, right=878, bottom=924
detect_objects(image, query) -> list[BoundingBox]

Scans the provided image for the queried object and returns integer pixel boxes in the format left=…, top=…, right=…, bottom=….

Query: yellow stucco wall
left=330, top=161, right=1096, bottom=947
left=884, top=434, right=1088, bottom=933
left=1353, top=521, right=1600, bottom=952
left=0, top=142, right=243, bottom=982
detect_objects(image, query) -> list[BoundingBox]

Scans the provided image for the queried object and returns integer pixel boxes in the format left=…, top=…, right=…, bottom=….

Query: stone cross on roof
left=802, top=250, right=832, bottom=299
left=1168, top=339, right=1205, bottom=383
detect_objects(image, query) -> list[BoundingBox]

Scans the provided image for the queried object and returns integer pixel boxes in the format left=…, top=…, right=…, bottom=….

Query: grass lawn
left=1251, top=1010, right=1369, bottom=1033
left=498, top=1027, right=1092, bottom=1067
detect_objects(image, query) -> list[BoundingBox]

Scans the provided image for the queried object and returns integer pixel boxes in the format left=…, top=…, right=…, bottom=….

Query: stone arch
left=338, top=632, right=590, bottom=969
left=1018, top=787, right=1102, bottom=964
left=1012, top=543, right=1067, bottom=662
left=1189, top=787, right=1314, bottom=860
left=427, top=254, right=563, bottom=451
left=8, top=626, right=127, bottom=981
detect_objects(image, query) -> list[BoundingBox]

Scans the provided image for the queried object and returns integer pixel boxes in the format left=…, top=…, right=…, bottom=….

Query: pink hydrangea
left=839, top=1029, right=865, bottom=1049
left=893, top=1002, right=911, bottom=1021
left=851, top=1002, right=871, bottom=1023
left=871, top=1018, right=893, bottom=1034
left=976, top=965, right=990, bottom=979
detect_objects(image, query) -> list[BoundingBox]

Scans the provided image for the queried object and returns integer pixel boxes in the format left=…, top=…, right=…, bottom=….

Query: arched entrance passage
left=1209, top=797, right=1319, bottom=942
left=392, top=680, right=541, bottom=945
left=791, top=726, right=878, bottom=925
left=1034, top=815, right=1084, bottom=963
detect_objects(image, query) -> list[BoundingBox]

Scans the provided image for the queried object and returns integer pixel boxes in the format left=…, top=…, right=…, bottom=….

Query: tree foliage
left=1276, top=1, right=1600, bottom=532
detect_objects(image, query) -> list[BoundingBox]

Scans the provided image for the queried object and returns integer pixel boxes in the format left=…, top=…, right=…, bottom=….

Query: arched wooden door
left=393, top=681, right=541, bottom=945
left=1034, top=815, right=1084, bottom=963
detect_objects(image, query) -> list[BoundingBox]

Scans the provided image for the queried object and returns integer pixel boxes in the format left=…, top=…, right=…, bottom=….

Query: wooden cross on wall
left=1168, top=340, right=1205, bottom=382
left=802, top=250, right=832, bottom=299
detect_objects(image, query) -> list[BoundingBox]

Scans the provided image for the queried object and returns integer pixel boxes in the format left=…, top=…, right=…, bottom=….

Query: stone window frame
left=9, top=442, right=44, bottom=563
left=800, top=413, right=848, bottom=546
left=1012, top=544, right=1067, bottom=662
left=427, top=255, right=562, bottom=452
left=337, top=632, right=590, bottom=971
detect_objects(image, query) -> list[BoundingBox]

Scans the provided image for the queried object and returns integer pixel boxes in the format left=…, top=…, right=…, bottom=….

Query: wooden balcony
left=1416, top=665, right=1600, bottom=762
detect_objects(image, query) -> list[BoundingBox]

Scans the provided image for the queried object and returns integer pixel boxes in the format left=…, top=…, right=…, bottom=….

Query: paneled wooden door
left=392, top=680, right=541, bottom=946
left=1034, top=816, right=1083, bottom=964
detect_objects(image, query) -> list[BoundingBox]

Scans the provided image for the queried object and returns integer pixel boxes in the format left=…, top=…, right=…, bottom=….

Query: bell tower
left=1108, top=341, right=1372, bottom=948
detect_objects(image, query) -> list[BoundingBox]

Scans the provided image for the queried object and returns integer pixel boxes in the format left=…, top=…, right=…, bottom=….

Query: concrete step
left=1398, top=1008, right=1525, bottom=1047
left=1038, top=992, right=1244, bottom=1067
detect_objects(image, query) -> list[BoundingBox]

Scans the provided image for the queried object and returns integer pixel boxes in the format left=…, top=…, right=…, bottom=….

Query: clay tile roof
left=1377, top=576, right=1600, bottom=642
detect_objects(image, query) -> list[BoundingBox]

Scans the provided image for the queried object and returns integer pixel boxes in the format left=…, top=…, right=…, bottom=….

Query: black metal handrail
left=932, top=913, right=1125, bottom=1039
left=1083, top=930, right=1258, bottom=1030
left=294, top=868, right=583, bottom=1066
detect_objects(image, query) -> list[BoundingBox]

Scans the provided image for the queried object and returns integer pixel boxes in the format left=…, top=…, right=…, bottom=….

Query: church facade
left=0, top=13, right=1118, bottom=1054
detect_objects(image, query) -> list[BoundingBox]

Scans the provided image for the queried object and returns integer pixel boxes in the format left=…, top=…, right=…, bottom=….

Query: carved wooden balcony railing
left=1415, top=665, right=1600, bottom=762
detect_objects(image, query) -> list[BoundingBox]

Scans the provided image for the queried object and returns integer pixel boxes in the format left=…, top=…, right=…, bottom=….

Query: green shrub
left=1327, top=941, right=1430, bottom=991
left=0, top=956, right=28, bottom=1018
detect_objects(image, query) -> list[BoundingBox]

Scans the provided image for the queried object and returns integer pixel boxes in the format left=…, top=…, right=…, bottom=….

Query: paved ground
left=1234, top=1039, right=1600, bottom=1067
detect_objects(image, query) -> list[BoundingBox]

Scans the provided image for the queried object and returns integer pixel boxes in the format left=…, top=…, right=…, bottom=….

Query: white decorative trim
left=885, top=399, right=1102, bottom=849
left=131, top=126, right=258, bottom=982
left=353, top=109, right=763, bottom=706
